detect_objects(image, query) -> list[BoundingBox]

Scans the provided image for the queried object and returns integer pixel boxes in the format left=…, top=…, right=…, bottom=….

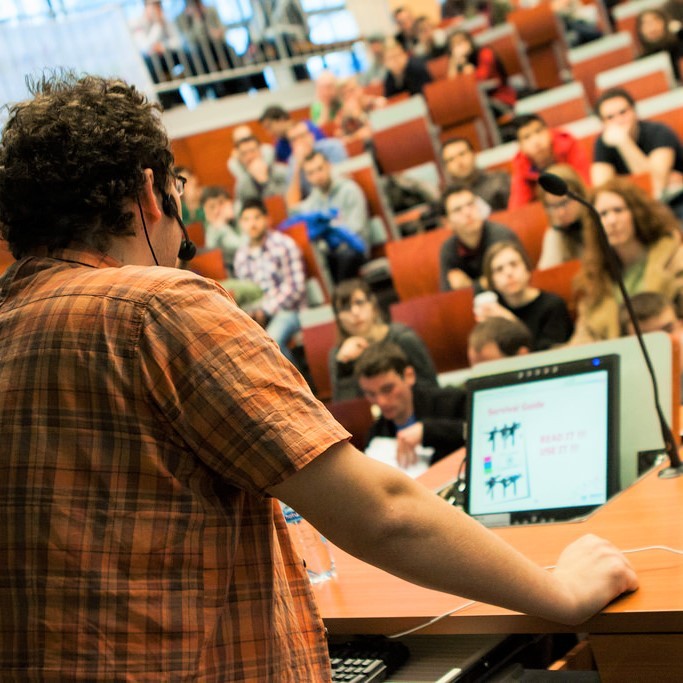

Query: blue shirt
left=275, top=120, right=325, bottom=163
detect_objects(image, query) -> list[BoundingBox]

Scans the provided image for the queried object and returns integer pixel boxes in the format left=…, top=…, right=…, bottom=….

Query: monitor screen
left=465, top=355, right=619, bottom=527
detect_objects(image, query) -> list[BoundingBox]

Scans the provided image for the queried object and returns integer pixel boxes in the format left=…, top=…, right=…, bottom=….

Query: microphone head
left=178, top=239, right=197, bottom=261
left=538, top=172, right=569, bottom=197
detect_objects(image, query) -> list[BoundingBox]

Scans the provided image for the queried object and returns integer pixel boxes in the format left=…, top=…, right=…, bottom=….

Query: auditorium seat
left=187, top=248, right=227, bottom=281
left=326, top=397, right=375, bottom=450
left=301, top=319, right=337, bottom=401
left=390, top=288, right=476, bottom=373
left=423, top=72, right=499, bottom=150
left=514, top=82, right=592, bottom=129
left=636, top=88, right=683, bottom=139
left=185, top=221, right=206, bottom=248
left=0, top=240, right=14, bottom=276
left=475, top=140, right=519, bottom=175
left=530, top=259, right=581, bottom=317
left=264, top=194, right=289, bottom=227
left=507, top=3, right=569, bottom=90
left=426, top=55, right=449, bottom=81
left=595, top=51, right=676, bottom=103
left=385, top=227, right=451, bottom=300
left=568, top=32, right=637, bottom=106
left=490, top=201, right=549, bottom=268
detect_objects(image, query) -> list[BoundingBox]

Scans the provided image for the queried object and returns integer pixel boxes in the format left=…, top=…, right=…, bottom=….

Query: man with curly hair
left=0, top=73, right=637, bottom=680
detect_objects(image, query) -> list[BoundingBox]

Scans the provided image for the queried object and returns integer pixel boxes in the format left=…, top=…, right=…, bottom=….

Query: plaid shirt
left=0, top=246, right=349, bottom=681
left=233, top=230, right=306, bottom=317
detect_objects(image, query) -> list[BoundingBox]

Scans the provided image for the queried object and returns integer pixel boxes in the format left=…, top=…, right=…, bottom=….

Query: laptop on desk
left=463, top=355, right=620, bottom=528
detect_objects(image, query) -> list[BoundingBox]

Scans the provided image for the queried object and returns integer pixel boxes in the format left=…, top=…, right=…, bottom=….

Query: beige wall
left=387, top=0, right=441, bottom=21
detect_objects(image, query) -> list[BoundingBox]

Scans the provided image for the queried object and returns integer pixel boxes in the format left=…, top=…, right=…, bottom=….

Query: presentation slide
left=468, top=370, right=609, bottom=516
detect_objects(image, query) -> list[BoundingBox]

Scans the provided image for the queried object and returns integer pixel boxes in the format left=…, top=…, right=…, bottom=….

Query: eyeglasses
left=174, top=174, right=187, bottom=197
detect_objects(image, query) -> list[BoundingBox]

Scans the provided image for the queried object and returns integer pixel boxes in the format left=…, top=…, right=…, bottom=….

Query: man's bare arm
left=269, top=441, right=638, bottom=625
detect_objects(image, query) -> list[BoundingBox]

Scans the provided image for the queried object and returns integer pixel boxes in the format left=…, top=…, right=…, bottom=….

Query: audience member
left=441, top=137, right=511, bottom=211
left=551, top=0, right=603, bottom=47
left=572, top=178, right=683, bottom=343
left=439, top=185, right=521, bottom=292
left=383, top=38, right=433, bottom=98
left=291, top=151, right=369, bottom=282
left=310, top=70, right=341, bottom=128
left=619, top=291, right=683, bottom=336
left=334, top=76, right=386, bottom=144
left=591, top=88, right=683, bottom=219
left=413, top=15, right=449, bottom=60
left=259, top=105, right=325, bottom=163
left=356, top=342, right=466, bottom=467
left=636, top=8, right=683, bottom=80
left=233, top=199, right=306, bottom=366
left=664, top=0, right=683, bottom=28
left=468, top=317, right=534, bottom=365
left=329, top=279, right=438, bottom=400
left=393, top=6, right=419, bottom=52
left=536, top=164, right=589, bottom=270
left=231, top=135, right=289, bottom=208
left=174, top=165, right=205, bottom=224
left=509, top=114, right=590, bottom=209
left=0, top=73, right=640, bottom=679
left=480, top=241, right=574, bottom=350
left=358, top=33, right=388, bottom=86
left=447, top=30, right=517, bottom=118
left=228, top=124, right=275, bottom=181
left=285, top=119, right=348, bottom=204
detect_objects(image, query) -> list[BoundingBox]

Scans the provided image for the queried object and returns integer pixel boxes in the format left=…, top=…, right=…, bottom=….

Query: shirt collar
left=27, top=244, right=123, bottom=269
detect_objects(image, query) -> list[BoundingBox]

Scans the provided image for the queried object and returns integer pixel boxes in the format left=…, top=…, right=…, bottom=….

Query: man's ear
left=404, top=366, right=417, bottom=386
left=517, top=346, right=530, bottom=356
left=137, top=168, right=163, bottom=223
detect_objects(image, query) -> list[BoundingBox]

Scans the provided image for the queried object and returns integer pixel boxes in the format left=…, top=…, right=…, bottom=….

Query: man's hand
left=549, top=534, right=639, bottom=625
left=247, top=158, right=269, bottom=184
left=601, top=123, right=631, bottom=149
left=475, top=300, right=516, bottom=323
left=396, top=422, right=424, bottom=469
left=336, top=336, right=369, bottom=363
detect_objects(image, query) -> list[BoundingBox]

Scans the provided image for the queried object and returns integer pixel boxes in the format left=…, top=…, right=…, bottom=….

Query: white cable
left=388, top=545, right=683, bottom=639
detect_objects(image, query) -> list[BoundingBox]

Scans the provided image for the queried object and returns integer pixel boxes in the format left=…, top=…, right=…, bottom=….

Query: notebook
left=464, top=355, right=620, bottom=527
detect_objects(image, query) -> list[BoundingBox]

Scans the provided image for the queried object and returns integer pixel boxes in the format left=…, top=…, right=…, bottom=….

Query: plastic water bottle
left=280, top=503, right=336, bottom=584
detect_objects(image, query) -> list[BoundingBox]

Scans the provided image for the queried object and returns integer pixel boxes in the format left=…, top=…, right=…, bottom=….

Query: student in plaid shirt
left=0, top=73, right=637, bottom=681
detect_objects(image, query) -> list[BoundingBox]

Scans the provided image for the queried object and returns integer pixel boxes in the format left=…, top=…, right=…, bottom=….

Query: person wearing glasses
left=0, top=74, right=638, bottom=681
left=536, top=163, right=588, bottom=270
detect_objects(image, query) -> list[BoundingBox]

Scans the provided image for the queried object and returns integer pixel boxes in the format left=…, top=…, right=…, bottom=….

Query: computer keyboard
left=329, top=636, right=410, bottom=682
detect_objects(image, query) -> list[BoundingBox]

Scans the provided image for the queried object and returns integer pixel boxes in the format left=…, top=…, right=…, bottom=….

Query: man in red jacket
left=508, top=114, right=590, bottom=209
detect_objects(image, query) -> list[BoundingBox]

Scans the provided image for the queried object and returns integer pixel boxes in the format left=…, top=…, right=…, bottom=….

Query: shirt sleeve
left=138, top=275, right=349, bottom=495
left=439, top=237, right=460, bottom=291
left=261, top=234, right=306, bottom=316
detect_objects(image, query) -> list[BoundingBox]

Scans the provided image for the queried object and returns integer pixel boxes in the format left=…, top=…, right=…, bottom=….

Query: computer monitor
left=464, top=355, right=620, bottom=527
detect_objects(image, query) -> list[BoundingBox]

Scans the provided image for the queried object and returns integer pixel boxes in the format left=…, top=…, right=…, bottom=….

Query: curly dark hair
left=575, top=177, right=680, bottom=305
left=0, top=72, right=174, bottom=258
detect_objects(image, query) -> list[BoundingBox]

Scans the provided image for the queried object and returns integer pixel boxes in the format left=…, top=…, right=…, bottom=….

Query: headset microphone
left=162, top=193, right=197, bottom=261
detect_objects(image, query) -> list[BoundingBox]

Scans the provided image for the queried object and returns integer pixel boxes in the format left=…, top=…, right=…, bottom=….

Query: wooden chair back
left=301, top=319, right=337, bottom=401
left=185, top=221, right=206, bottom=249
left=188, top=248, right=227, bottom=281
left=595, top=52, right=676, bottom=103
left=326, top=398, right=375, bottom=450
left=530, top=259, right=581, bottom=318
left=390, top=288, right=477, bottom=373
left=264, top=194, right=289, bottom=227
left=475, top=23, right=536, bottom=91
left=489, top=201, right=549, bottom=268
left=514, top=82, right=591, bottom=129
left=372, top=117, right=441, bottom=175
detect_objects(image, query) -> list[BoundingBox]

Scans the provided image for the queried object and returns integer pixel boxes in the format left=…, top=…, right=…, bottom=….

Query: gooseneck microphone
left=539, top=172, right=683, bottom=479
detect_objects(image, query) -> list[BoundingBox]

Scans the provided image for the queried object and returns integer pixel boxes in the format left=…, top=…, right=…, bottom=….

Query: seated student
left=200, top=186, right=262, bottom=307
left=591, top=88, right=683, bottom=220
left=479, top=241, right=574, bottom=350
left=393, top=5, right=419, bottom=52
left=285, top=120, right=348, bottom=205
left=572, top=178, right=683, bottom=343
left=291, top=150, right=370, bottom=282
left=383, top=38, right=433, bottom=98
left=619, top=291, right=683, bottom=336
left=551, top=0, right=603, bottom=48
left=636, top=8, right=683, bottom=80
left=536, top=163, right=589, bottom=270
left=231, top=135, right=289, bottom=210
left=468, top=316, right=533, bottom=366
left=413, top=15, right=449, bottom=60
left=356, top=342, right=466, bottom=469
left=259, top=105, right=325, bottom=163
left=329, top=279, right=438, bottom=401
left=508, top=114, right=590, bottom=210
left=310, top=70, right=342, bottom=128
left=334, top=76, right=386, bottom=146
left=359, top=33, right=388, bottom=86
left=174, top=165, right=205, bottom=224
left=447, top=29, right=517, bottom=118
left=441, top=137, right=511, bottom=212
left=233, top=199, right=306, bottom=368
left=439, top=184, right=521, bottom=293
left=227, top=124, right=275, bottom=182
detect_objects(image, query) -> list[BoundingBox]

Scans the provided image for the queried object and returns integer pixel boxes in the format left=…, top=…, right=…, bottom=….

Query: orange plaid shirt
left=0, top=246, right=349, bottom=681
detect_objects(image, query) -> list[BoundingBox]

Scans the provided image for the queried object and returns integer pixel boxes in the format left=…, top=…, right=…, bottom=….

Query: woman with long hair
left=536, top=164, right=589, bottom=270
left=636, top=8, right=683, bottom=80
left=478, top=242, right=574, bottom=350
left=329, top=279, right=438, bottom=401
left=572, top=178, right=683, bottom=342
left=447, top=29, right=516, bottom=116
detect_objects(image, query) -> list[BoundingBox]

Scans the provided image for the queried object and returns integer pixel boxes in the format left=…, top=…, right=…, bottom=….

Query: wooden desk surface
left=315, top=455, right=683, bottom=636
